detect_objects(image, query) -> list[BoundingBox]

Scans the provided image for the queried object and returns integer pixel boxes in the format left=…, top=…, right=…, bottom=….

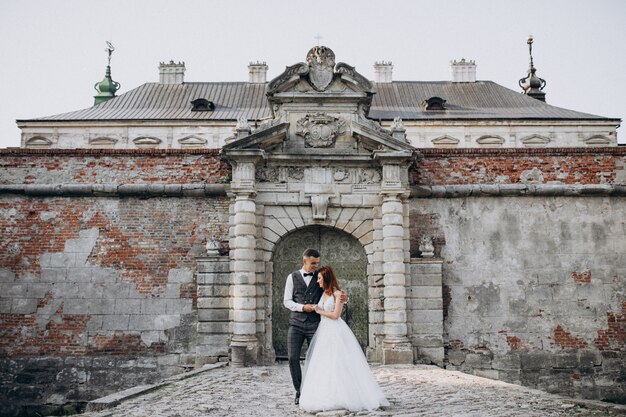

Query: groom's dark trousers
left=287, top=322, right=318, bottom=392
left=286, top=270, right=323, bottom=393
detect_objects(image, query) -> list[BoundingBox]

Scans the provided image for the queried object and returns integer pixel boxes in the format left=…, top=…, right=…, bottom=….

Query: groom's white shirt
left=283, top=268, right=314, bottom=312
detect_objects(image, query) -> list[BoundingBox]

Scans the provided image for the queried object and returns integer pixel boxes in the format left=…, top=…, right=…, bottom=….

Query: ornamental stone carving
left=256, top=167, right=279, bottom=182
left=306, top=46, right=335, bottom=91
left=287, top=167, right=304, bottom=181
left=296, top=113, right=347, bottom=148
left=333, top=168, right=350, bottom=182
left=419, top=236, right=435, bottom=258
left=357, top=168, right=382, bottom=184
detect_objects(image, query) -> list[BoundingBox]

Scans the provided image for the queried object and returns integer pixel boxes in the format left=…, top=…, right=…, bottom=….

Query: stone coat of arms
left=306, top=46, right=335, bottom=91
left=296, top=113, right=347, bottom=148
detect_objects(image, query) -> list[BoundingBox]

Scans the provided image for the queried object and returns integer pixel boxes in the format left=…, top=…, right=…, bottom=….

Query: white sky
left=0, top=0, right=624, bottom=148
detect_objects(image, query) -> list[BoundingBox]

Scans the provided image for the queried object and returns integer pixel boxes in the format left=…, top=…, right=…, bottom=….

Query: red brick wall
left=0, top=149, right=230, bottom=184
left=0, top=196, right=229, bottom=357
left=411, top=148, right=626, bottom=185
left=0, top=150, right=230, bottom=359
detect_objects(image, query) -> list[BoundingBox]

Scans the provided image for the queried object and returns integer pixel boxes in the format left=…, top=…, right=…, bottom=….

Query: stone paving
left=79, top=364, right=625, bottom=417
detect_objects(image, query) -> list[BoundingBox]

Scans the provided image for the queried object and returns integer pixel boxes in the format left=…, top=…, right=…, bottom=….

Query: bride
left=298, top=266, right=389, bottom=413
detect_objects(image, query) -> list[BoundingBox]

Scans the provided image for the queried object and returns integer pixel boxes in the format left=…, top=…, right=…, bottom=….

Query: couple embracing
left=283, top=248, right=389, bottom=413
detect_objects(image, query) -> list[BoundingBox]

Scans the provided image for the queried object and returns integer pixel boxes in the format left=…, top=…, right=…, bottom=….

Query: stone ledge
left=0, top=183, right=227, bottom=197
left=84, top=362, right=227, bottom=412
left=411, top=184, right=626, bottom=198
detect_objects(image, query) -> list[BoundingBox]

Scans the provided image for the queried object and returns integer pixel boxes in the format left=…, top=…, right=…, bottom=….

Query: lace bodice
left=317, top=291, right=341, bottom=318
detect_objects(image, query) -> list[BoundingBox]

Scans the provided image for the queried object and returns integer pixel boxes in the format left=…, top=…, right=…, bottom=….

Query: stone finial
left=235, top=117, right=252, bottom=139
left=518, top=36, right=547, bottom=102
left=248, top=61, right=268, bottom=83
left=390, top=117, right=407, bottom=142
left=374, top=61, right=393, bottom=83
left=450, top=58, right=476, bottom=82
left=419, top=236, right=435, bottom=257
left=206, top=235, right=220, bottom=256
left=159, top=60, right=186, bottom=84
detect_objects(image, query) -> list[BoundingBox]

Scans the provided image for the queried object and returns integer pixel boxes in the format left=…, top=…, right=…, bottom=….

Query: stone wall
left=1, top=146, right=625, bottom=413
left=409, top=147, right=626, bottom=402
left=0, top=149, right=230, bottom=416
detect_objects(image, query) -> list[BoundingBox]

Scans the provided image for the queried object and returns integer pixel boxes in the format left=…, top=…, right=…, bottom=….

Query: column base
left=230, top=337, right=258, bottom=367
left=382, top=339, right=414, bottom=365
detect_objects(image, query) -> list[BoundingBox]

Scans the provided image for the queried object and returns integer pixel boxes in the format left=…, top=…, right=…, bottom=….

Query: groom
left=283, top=248, right=347, bottom=405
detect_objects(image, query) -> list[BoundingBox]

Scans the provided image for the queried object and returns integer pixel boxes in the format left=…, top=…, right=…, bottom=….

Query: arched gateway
left=271, top=225, right=368, bottom=358
left=209, top=46, right=443, bottom=368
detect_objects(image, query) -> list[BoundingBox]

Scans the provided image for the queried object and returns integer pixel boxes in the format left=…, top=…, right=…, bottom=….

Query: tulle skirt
left=299, top=317, right=389, bottom=412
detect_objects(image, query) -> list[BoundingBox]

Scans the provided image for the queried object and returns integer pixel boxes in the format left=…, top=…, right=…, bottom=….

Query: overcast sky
left=0, top=0, right=624, bottom=148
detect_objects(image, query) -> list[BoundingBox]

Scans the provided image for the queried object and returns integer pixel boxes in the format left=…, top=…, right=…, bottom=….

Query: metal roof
left=19, top=80, right=615, bottom=123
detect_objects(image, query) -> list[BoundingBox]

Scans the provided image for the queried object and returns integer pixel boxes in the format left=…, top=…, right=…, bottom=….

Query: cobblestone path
left=80, top=364, right=623, bottom=417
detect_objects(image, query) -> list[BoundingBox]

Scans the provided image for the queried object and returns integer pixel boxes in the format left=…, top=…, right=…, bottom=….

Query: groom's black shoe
left=295, top=391, right=300, bottom=405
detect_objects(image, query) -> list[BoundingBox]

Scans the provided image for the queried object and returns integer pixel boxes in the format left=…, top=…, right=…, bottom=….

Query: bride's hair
left=318, top=266, right=341, bottom=295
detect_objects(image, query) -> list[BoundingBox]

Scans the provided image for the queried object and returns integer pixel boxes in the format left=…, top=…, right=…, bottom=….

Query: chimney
left=248, top=61, right=268, bottom=83
left=450, top=58, right=476, bottom=82
left=159, top=60, right=185, bottom=84
left=373, top=61, right=393, bottom=83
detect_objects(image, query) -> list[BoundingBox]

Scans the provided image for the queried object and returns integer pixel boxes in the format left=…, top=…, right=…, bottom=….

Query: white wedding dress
left=299, top=291, right=389, bottom=413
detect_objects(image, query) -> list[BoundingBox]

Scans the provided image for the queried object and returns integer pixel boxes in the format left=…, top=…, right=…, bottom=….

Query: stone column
left=222, top=149, right=264, bottom=367
left=374, top=150, right=414, bottom=364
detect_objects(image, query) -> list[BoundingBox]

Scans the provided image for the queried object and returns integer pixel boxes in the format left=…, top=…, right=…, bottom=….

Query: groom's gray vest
left=289, top=271, right=324, bottom=326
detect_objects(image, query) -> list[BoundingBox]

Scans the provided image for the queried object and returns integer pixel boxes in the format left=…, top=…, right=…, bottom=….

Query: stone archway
left=271, top=225, right=368, bottom=359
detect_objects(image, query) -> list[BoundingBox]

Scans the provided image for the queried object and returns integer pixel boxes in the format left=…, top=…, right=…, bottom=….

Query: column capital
left=373, top=150, right=415, bottom=192
left=223, top=149, right=266, bottom=193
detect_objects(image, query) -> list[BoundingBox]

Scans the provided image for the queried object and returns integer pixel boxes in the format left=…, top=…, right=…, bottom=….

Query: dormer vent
left=422, top=97, right=447, bottom=110
left=191, top=98, right=215, bottom=112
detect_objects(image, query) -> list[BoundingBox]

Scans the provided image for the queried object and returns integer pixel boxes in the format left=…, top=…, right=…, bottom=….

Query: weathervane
left=527, top=35, right=534, bottom=69
left=314, top=33, right=323, bottom=46
left=519, top=35, right=546, bottom=102
left=105, top=41, right=115, bottom=66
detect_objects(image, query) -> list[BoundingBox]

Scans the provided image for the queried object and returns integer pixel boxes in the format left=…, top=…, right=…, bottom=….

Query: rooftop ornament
left=93, top=41, right=121, bottom=105
left=519, top=35, right=547, bottom=102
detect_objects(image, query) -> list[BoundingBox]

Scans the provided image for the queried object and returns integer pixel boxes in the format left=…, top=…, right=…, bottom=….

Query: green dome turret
left=94, top=42, right=121, bottom=105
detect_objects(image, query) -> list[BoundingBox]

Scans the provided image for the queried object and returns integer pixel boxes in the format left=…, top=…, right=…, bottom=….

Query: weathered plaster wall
left=409, top=147, right=626, bottom=402
left=409, top=196, right=625, bottom=402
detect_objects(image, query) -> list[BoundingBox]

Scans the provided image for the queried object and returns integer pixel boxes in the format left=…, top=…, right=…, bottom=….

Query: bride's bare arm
left=314, top=291, right=344, bottom=320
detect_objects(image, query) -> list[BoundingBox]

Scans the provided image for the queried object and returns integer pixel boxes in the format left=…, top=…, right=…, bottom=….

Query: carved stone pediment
left=296, top=113, right=347, bottom=148
left=133, top=136, right=161, bottom=149
left=178, top=135, right=207, bottom=149
left=520, top=134, right=550, bottom=147
left=222, top=121, right=289, bottom=151
left=352, top=116, right=415, bottom=153
left=89, top=136, right=118, bottom=148
left=584, top=135, right=610, bottom=145
left=476, top=135, right=505, bottom=148
left=25, top=136, right=53, bottom=148
left=267, top=45, right=373, bottom=95
left=431, top=135, right=460, bottom=148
